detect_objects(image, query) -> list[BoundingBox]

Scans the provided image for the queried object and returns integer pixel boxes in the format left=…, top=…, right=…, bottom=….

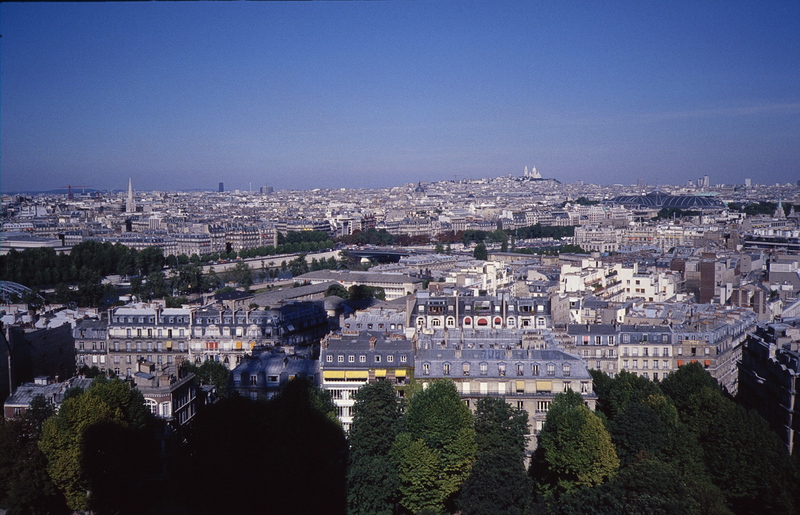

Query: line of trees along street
left=1, top=363, right=798, bottom=514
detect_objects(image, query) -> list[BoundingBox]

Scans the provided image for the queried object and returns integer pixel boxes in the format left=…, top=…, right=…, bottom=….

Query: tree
left=39, top=376, right=149, bottom=511
left=288, top=254, right=309, bottom=277
left=531, top=390, right=619, bottom=498
left=0, top=415, right=68, bottom=514
left=701, top=402, right=799, bottom=513
left=391, top=380, right=476, bottom=514
left=659, top=361, right=720, bottom=415
left=590, top=369, right=661, bottom=421
left=184, top=360, right=230, bottom=398
left=457, top=398, right=532, bottom=515
left=225, top=261, right=253, bottom=289
left=348, top=284, right=386, bottom=301
left=473, top=242, right=488, bottom=261
left=347, top=381, right=402, bottom=515
left=435, top=242, right=445, bottom=254
left=181, top=379, right=347, bottom=514
left=556, top=458, right=709, bottom=515
left=325, top=283, right=350, bottom=299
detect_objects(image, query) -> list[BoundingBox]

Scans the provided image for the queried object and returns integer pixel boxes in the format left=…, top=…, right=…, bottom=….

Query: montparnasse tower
left=126, top=178, right=136, bottom=213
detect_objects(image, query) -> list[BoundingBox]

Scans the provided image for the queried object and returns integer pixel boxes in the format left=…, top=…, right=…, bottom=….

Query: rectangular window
left=423, top=363, right=430, bottom=375
left=532, top=364, right=539, bottom=376
left=250, top=375, right=258, bottom=385
left=547, top=363, right=555, bottom=376
left=326, top=355, right=333, bottom=363
left=387, top=355, right=394, bottom=363
left=480, top=363, right=488, bottom=376
left=338, top=355, right=344, bottom=363
left=463, top=363, right=471, bottom=376
left=375, top=355, right=381, bottom=363
left=498, top=363, right=506, bottom=376
left=608, top=336, right=615, bottom=346
left=400, top=355, right=407, bottom=363
left=443, top=363, right=450, bottom=375
left=359, top=355, right=366, bottom=363
left=348, top=355, right=355, bottom=363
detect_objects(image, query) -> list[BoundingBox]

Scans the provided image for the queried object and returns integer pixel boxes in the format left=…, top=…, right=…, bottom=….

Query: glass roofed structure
left=608, top=191, right=725, bottom=209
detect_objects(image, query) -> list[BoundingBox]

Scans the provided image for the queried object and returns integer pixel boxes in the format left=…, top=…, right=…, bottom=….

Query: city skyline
left=2, top=2, right=799, bottom=193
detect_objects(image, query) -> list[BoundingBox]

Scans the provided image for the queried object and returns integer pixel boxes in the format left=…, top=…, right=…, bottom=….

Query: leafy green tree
left=556, top=458, right=711, bottom=515
left=348, top=284, right=386, bottom=301
left=435, top=242, right=445, bottom=254
left=184, top=360, right=231, bottom=398
left=0, top=415, right=68, bottom=514
left=659, top=361, right=720, bottom=415
left=288, top=254, right=309, bottom=277
left=181, top=379, right=347, bottom=514
left=165, top=295, right=188, bottom=308
left=391, top=380, right=476, bottom=514
left=136, top=246, right=164, bottom=276
left=591, top=369, right=661, bottom=421
left=325, top=283, right=350, bottom=299
left=347, top=381, right=402, bottom=515
left=457, top=398, right=532, bottom=515
left=702, top=402, right=799, bottom=513
left=532, top=390, right=619, bottom=498
left=473, top=242, right=488, bottom=261
left=39, top=376, right=149, bottom=511
left=140, top=271, right=169, bottom=301
left=224, top=261, right=253, bottom=289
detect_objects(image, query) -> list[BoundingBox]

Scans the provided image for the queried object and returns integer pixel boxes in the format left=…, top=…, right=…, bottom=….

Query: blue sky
left=2, top=2, right=799, bottom=192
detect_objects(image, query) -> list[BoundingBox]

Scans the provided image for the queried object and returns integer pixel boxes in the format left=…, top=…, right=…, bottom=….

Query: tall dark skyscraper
left=218, top=182, right=224, bottom=193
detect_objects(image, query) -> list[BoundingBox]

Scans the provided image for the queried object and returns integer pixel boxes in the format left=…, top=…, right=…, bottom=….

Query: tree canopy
left=391, top=380, right=476, bottom=514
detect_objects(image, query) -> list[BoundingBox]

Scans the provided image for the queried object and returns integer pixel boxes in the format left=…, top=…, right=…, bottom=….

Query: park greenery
left=0, top=224, right=584, bottom=310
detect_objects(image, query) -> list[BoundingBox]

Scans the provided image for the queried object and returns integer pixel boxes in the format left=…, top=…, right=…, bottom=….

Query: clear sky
left=2, top=1, right=799, bottom=193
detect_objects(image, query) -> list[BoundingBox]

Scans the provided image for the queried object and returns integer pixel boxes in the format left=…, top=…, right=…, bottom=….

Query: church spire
left=126, top=178, right=136, bottom=213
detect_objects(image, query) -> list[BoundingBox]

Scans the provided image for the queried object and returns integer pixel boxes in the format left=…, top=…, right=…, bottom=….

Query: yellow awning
left=166, top=340, right=172, bottom=349
left=235, top=341, right=242, bottom=350
left=515, top=380, right=525, bottom=391
left=346, top=371, right=369, bottom=379
left=395, top=369, right=407, bottom=378
left=375, top=369, right=387, bottom=378
left=535, top=381, right=552, bottom=391
left=250, top=342, right=256, bottom=350
left=323, top=371, right=346, bottom=379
